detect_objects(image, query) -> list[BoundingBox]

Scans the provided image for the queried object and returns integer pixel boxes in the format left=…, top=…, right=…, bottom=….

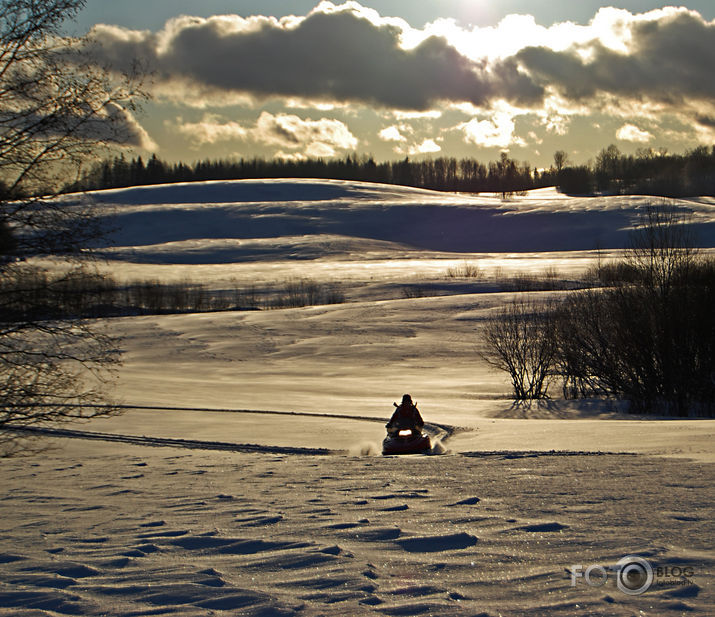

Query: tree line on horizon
left=64, top=144, right=715, bottom=197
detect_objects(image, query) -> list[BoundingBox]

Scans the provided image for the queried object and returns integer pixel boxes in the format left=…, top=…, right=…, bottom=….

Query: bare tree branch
left=0, top=0, right=149, bottom=454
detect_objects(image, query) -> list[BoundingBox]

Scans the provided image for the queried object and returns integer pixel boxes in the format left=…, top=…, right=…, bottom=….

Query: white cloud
left=378, top=126, right=407, bottom=142
left=458, top=112, right=525, bottom=149
left=284, top=98, right=346, bottom=111
left=389, top=109, right=443, bottom=121
left=253, top=111, right=357, bottom=150
left=173, top=111, right=358, bottom=155
left=616, top=123, right=653, bottom=143
left=174, top=114, right=248, bottom=145
left=305, top=141, right=339, bottom=157
left=420, top=14, right=584, bottom=63
left=408, top=138, right=441, bottom=155
left=527, top=131, right=543, bottom=145
left=274, top=150, right=307, bottom=161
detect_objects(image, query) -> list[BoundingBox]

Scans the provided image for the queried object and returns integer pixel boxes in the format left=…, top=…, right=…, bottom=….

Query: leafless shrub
left=553, top=203, right=714, bottom=416
left=266, top=279, right=345, bottom=309
left=446, top=261, right=482, bottom=279
left=583, top=260, right=640, bottom=286
left=481, top=298, right=558, bottom=400
left=401, top=285, right=427, bottom=299
left=499, top=270, right=571, bottom=292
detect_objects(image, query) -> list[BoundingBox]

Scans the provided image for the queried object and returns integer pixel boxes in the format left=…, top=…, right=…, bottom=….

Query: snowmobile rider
left=386, top=394, right=425, bottom=436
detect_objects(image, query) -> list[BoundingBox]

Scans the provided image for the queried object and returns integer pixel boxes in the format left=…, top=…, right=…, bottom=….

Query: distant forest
left=64, top=144, right=715, bottom=197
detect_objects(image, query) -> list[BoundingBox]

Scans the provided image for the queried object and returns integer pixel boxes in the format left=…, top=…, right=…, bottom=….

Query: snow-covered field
left=2, top=179, right=713, bottom=615
left=2, top=440, right=712, bottom=616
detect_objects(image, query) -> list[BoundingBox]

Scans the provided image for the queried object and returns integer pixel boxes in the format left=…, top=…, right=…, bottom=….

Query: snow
left=1, top=441, right=712, bottom=616
left=62, top=178, right=715, bottom=279
left=3, top=179, right=714, bottom=615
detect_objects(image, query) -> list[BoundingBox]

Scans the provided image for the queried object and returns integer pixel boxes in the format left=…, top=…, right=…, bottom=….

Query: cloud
left=86, top=2, right=543, bottom=110
left=174, top=115, right=248, bottom=145
left=695, top=114, right=715, bottom=128
left=616, top=123, right=653, bottom=143
left=253, top=111, right=357, bottom=152
left=408, top=139, right=441, bottom=155
left=85, top=4, right=715, bottom=118
left=389, top=109, right=443, bottom=120
left=378, top=124, right=444, bottom=155
left=516, top=8, right=715, bottom=105
left=378, top=126, right=407, bottom=142
left=79, top=3, right=715, bottom=159
left=173, top=111, right=357, bottom=156
left=457, top=111, right=525, bottom=149
left=30, top=101, right=157, bottom=151
left=102, top=104, right=158, bottom=151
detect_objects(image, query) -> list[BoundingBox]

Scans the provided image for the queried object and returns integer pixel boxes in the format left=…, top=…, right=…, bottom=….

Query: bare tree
left=553, top=150, right=568, bottom=173
left=0, top=0, right=148, bottom=453
left=626, top=203, right=699, bottom=298
left=482, top=298, right=557, bottom=400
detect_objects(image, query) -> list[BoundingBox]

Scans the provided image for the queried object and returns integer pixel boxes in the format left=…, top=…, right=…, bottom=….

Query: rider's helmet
left=401, top=394, right=412, bottom=405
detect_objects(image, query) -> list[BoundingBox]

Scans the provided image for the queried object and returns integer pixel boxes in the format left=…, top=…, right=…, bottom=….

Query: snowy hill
left=54, top=176, right=714, bottom=454
left=72, top=179, right=715, bottom=264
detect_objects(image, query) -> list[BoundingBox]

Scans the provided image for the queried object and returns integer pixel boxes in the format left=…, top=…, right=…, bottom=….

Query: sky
left=69, top=1, right=715, bottom=167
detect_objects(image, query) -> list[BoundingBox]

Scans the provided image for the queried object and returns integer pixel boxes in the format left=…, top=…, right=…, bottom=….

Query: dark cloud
left=0, top=101, right=153, bottom=150
left=517, top=9, right=715, bottom=103
left=87, top=6, right=543, bottom=109
left=695, top=114, right=715, bottom=128
left=84, top=4, right=715, bottom=118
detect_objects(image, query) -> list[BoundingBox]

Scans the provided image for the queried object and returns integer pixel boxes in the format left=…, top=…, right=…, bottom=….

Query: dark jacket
left=387, top=402, right=424, bottom=431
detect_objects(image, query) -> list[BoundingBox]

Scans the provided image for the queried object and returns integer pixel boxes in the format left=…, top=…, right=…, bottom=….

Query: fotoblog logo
left=570, top=555, right=654, bottom=595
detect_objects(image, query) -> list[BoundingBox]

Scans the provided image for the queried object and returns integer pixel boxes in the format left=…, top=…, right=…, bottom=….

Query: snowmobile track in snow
left=5, top=404, right=461, bottom=455
left=12, top=403, right=456, bottom=430
left=7, top=425, right=337, bottom=456
left=7, top=425, right=628, bottom=458
left=6, top=420, right=630, bottom=458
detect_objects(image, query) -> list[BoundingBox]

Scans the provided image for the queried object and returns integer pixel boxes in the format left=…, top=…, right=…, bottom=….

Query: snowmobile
left=382, top=427, right=431, bottom=455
